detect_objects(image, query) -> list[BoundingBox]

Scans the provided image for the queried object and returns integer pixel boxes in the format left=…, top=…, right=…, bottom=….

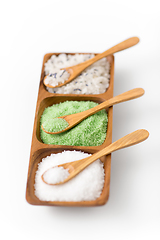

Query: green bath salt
left=43, top=118, right=69, bottom=132
left=40, top=101, right=108, bottom=146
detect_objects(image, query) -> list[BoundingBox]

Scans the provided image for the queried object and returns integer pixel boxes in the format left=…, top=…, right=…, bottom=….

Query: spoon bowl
left=41, top=129, right=149, bottom=185
left=43, top=37, right=139, bottom=88
left=41, top=88, right=144, bottom=134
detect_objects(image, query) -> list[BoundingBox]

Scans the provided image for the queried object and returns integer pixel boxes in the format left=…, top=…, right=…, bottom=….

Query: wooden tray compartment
left=26, top=53, right=114, bottom=206
left=36, top=95, right=112, bottom=148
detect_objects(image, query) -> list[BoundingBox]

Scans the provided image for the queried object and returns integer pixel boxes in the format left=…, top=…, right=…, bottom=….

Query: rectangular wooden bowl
left=26, top=53, right=114, bottom=206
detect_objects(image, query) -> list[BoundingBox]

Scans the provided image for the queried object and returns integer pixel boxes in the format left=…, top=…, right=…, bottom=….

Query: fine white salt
left=43, top=166, right=69, bottom=184
left=34, top=150, right=105, bottom=202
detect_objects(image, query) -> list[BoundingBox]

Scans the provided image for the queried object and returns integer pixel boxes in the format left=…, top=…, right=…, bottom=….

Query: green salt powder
left=40, top=101, right=108, bottom=146
left=43, top=118, right=69, bottom=132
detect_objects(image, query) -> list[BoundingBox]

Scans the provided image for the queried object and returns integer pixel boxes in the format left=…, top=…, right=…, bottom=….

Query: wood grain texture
left=26, top=53, right=114, bottom=206
left=44, top=37, right=139, bottom=89
left=42, top=88, right=144, bottom=134
left=43, top=129, right=149, bottom=185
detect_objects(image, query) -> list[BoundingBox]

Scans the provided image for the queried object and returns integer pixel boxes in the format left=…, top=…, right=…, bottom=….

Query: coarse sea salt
left=44, top=69, right=70, bottom=87
left=34, top=151, right=105, bottom=202
left=44, top=53, right=110, bottom=95
left=43, top=166, right=69, bottom=184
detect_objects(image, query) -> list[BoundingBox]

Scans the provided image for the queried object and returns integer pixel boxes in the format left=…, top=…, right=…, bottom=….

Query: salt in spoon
left=41, top=129, right=149, bottom=185
left=43, top=37, right=139, bottom=88
left=41, top=88, right=144, bottom=134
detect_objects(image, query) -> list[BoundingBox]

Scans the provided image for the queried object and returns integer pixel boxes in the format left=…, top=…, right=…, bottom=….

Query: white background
left=0, top=0, right=160, bottom=239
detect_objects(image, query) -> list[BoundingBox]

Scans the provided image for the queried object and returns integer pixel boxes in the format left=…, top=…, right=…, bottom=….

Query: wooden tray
left=26, top=53, right=114, bottom=206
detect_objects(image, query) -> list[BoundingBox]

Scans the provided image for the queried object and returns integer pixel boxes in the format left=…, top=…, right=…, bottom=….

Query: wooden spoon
left=41, top=88, right=144, bottom=134
left=41, top=129, right=149, bottom=185
left=43, top=37, right=139, bottom=88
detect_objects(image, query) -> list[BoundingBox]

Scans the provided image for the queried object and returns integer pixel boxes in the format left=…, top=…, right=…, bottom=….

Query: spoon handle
left=82, top=37, right=139, bottom=68
left=72, top=129, right=149, bottom=174
left=79, top=88, right=144, bottom=121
